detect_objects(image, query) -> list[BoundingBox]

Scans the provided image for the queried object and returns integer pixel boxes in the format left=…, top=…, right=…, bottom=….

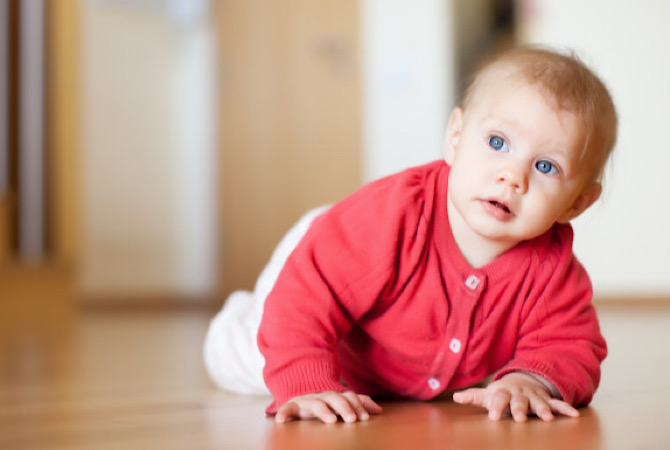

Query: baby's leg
left=203, top=205, right=330, bottom=394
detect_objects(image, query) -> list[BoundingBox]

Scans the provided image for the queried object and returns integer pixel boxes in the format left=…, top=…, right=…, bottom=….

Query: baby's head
left=444, top=47, right=618, bottom=264
left=460, top=47, right=618, bottom=181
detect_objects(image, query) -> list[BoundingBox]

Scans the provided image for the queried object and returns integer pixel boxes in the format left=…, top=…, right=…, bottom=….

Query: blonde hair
left=462, top=46, right=618, bottom=180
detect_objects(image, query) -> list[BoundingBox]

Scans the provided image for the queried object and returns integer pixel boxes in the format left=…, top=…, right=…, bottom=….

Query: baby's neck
left=446, top=198, right=517, bottom=269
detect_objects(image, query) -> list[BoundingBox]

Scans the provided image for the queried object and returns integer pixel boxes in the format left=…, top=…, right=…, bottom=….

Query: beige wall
left=80, top=1, right=455, bottom=299
left=79, top=2, right=217, bottom=299
left=80, top=1, right=664, bottom=301
left=518, top=0, right=670, bottom=297
left=361, top=0, right=454, bottom=182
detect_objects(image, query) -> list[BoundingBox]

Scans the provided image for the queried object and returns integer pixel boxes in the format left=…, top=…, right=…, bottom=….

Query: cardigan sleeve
left=257, top=166, right=432, bottom=414
left=494, top=226, right=608, bottom=407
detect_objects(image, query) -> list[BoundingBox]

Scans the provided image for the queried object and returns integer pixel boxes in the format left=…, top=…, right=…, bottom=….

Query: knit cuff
left=265, top=360, right=347, bottom=414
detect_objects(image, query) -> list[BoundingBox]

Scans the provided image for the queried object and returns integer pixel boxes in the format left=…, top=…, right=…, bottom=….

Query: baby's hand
left=274, top=390, right=383, bottom=424
left=452, top=372, right=579, bottom=422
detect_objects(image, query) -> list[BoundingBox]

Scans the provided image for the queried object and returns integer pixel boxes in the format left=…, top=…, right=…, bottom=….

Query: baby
left=204, top=46, right=617, bottom=424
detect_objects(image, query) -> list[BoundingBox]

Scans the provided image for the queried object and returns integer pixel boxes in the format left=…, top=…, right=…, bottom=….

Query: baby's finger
left=487, top=390, right=511, bottom=421
left=358, top=394, right=384, bottom=415
left=324, top=392, right=359, bottom=423
left=310, top=399, right=340, bottom=424
left=275, top=401, right=303, bottom=423
left=342, top=392, right=381, bottom=421
left=275, top=401, right=299, bottom=423
left=510, top=395, right=530, bottom=422
left=453, top=389, right=487, bottom=407
left=275, top=399, right=338, bottom=424
left=528, top=394, right=554, bottom=422
left=341, top=391, right=370, bottom=421
left=548, top=398, right=580, bottom=418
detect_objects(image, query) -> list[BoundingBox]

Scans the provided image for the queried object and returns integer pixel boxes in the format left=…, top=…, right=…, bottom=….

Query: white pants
left=203, top=206, right=329, bottom=394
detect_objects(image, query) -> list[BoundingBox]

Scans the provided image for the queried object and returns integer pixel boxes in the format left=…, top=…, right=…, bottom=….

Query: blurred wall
left=361, top=0, right=454, bottom=182
left=79, top=0, right=456, bottom=299
left=77, top=0, right=668, bottom=301
left=518, top=0, right=670, bottom=298
left=80, top=0, right=217, bottom=299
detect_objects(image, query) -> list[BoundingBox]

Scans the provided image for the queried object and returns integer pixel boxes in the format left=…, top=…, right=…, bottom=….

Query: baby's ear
left=444, top=107, right=463, bottom=165
left=558, top=182, right=602, bottom=223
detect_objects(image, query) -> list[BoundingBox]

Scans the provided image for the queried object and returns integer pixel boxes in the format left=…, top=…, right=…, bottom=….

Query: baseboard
left=79, top=292, right=222, bottom=313
left=594, top=296, right=670, bottom=308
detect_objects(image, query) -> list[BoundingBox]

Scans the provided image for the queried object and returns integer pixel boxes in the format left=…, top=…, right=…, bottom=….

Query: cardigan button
left=449, top=338, right=462, bottom=354
left=465, top=275, right=480, bottom=290
left=427, top=377, right=441, bottom=390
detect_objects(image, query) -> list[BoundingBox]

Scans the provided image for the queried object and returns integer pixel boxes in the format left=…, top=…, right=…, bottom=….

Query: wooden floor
left=1, top=304, right=669, bottom=450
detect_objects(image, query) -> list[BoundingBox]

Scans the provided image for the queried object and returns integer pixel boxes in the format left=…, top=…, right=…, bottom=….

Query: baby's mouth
left=488, top=200, right=511, bottom=214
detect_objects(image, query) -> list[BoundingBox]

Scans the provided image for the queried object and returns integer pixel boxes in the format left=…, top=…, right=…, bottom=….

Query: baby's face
left=444, top=73, right=601, bottom=252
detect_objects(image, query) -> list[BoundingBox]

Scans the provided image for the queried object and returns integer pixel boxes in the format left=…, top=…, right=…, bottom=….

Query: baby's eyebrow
left=480, top=115, right=504, bottom=124
left=480, top=115, right=519, bottom=130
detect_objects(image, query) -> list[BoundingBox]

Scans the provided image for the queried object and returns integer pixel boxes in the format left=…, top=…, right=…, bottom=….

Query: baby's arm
left=258, top=180, right=427, bottom=421
left=274, top=391, right=383, bottom=424
left=453, top=372, right=579, bottom=422
left=457, top=239, right=607, bottom=421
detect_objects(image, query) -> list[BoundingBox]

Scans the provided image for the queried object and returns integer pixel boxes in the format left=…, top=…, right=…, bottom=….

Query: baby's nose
left=497, top=166, right=528, bottom=193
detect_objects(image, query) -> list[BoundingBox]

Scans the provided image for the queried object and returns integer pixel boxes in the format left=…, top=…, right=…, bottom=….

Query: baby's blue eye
left=536, top=160, right=558, bottom=175
left=488, top=136, right=507, bottom=152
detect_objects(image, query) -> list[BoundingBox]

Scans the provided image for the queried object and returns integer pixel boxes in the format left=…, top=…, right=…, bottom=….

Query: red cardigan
left=258, top=160, right=607, bottom=414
